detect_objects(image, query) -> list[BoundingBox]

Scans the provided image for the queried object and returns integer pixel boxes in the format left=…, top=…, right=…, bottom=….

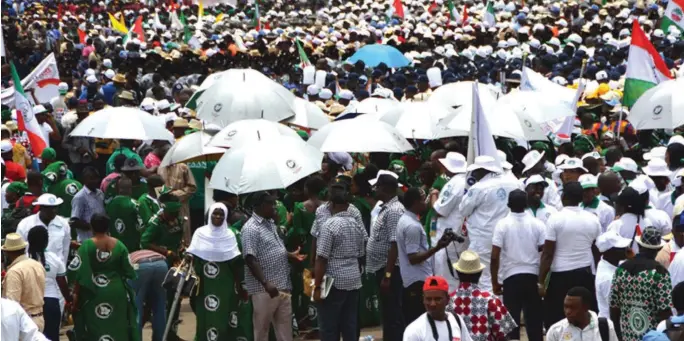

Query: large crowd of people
left=1, top=0, right=684, bottom=340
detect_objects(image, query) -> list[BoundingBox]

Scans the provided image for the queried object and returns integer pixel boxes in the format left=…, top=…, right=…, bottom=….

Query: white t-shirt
left=43, top=251, right=66, bottom=299
left=595, top=259, right=618, bottom=319
left=40, top=122, right=53, bottom=148
left=403, top=312, right=472, bottom=341
left=526, top=204, right=558, bottom=225
left=546, top=311, right=619, bottom=341
left=492, top=212, right=545, bottom=281
left=670, top=249, right=684, bottom=288
left=546, top=206, right=602, bottom=272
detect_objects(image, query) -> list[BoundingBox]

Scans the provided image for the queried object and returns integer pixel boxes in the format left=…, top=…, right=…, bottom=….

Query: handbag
left=162, top=258, right=199, bottom=297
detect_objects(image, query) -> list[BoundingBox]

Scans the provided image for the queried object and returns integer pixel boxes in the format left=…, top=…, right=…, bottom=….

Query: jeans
left=402, top=281, right=425, bottom=325
left=131, top=259, right=168, bottom=341
left=375, top=268, right=405, bottom=341
left=502, top=274, right=544, bottom=341
left=317, top=287, right=360, bottom=341
left=43, top=297, right=61, bottom=341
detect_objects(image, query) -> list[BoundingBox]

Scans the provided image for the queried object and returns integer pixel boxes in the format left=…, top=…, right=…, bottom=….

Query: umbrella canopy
left=347, top=44, right=411, bottom=68
left=308, top=119, right=414, bottom=153
left=428, top=81, right=502, bottom=118
left=284, top=97, right=331, bottom=130
left=208, top=119, right=301, bottom=149
left=160, top=131, right=225, bottom=167
left=185, top=71, right=228, bottom=110
left=497, top=90, right=577, bottom=123
left=336, top=98, right=399, bottom=120
left=627, top=78, right=684, bottom=130
left=379, top=102, right=465, bottom=139
left=69, top=106, right=174, bottom=141
left=208, top=136, right=323, bottom=194
left=195, top=69, right=297, bottom=127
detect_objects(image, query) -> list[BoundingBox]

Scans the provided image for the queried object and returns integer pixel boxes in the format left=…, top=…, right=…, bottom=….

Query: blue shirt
left=100, top=82, right=117, bottom=105
left=396, top=211, right=433, bottom=287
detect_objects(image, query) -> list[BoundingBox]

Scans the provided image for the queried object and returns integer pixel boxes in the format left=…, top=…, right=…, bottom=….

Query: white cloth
left=655, top=190, right=676, bottom=218
left=403, top=312, right=472, bottom=341
left=595, top=259, right=618, bottom=319
left=645, top=208, right=672, bottom=236
left=670, top=248, right=684, bottom=288
left=459, top=172, right=521, bottom=291
left=16, top=214, right=71, bottom=264
left=43, top=251, right=66, bottom=299
left=433, top=173, right=469, bottom=291
left=542, top=178, right=563, bottom=210
left=187, top=203, right=240, bottom=262
left=0, top=298, right=49, bottom=341
left=582, top=199, right=616, bottom=232
left=546, top=206, right=602, bottom=272
left=526, top=204, right=558, bottom=225
left=606, top=213, right=654, bottom=254
left=492, top=212, right=545, bottom=282
left=1, top=179, right=9, bottom=210
left=39, top=123, right=53, bottom=149
left=546, top=311, right=619, bottom=341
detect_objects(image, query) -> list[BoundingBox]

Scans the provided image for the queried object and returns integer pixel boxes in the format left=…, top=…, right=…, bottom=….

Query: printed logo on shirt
left=66, top=183, right=79, bottom=196
left=93, top=274, right=110, bottom=288
left=136, top=215, right=144, bottom=231
left=45, top=263, right=51, bottom=272
left=95, top=303, right=113, bottom=319
left=229, top=311, right=238, bottom=327
left=205, top=294, right=220, bottom=312
left=99, top=335, right=114, bottom=341
left=441, top=184, right=452, bottom=205
left=115, top=218, right=126, bottom=234
left=496, top=188, right=507, bottom=201
left=68, top=255, right=81, bottom=270
left=96, top=250, right=111, bottom=262
left=308, top=305, right=318, bottom=320
left=204, top=262, right=219, bottom=279
left=629, top=307, right=650, bottom=335
left=562, top=331, right=572, bottom=340
left=207, top=328, right=218, bottom=341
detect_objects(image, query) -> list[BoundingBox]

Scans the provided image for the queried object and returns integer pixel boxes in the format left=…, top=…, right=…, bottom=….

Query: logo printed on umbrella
left=225, top=130, right=237, bottom=139
left=286, top=159, right=302, bottom=174
left=224, top=177, right=230, bottom=188
left=88, top=127, right=95, bottom=135
left=524, top=119, right=532, bottom=128
left=214, top=103, right=223, bottom=112
left=653, top=105, right=663, bottom=116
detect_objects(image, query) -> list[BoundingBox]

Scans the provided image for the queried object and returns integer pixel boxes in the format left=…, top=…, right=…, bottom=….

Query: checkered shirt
left=316, top=210, right=368, bottom=290
left=310, top=202, right=365, bottom=238
left=448, top=282, right=517, bottom=341
left=366, top=196, right=405, bottom=273
left=241, top=213, right=291, bottom=294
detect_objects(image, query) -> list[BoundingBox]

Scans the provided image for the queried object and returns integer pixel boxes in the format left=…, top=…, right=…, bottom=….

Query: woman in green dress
left=188, top=203, right=247, bottom=341
left=68, top=213, right=140, bottom=341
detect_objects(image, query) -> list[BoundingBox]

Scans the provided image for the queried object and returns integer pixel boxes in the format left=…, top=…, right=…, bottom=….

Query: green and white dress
left=68, top=239, right=139, bottom=341
left=106, top=195, right=144, bottom=252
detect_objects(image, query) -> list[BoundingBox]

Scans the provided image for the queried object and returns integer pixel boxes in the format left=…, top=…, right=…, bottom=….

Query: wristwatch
left=385, top=272, right=392, bottom=279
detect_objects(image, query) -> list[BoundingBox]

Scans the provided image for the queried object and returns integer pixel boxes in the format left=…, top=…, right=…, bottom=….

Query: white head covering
left=187, top=203, right=240, bottom=262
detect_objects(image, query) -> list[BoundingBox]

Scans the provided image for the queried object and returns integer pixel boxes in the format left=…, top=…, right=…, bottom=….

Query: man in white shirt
left=539, top=181, right=602, bottom=328
left=657, top=201, right=684, bottom=269
left=32, top=105, right=60, bottom=150
left=433, top=152, right=469, bottom=290
left=524, top=175, right=558, bottom=224
left=594, top=230, right=631, bottom=319
left=491, top=189, right=545, bottom=341
left=48, top=83, right=69, bottom=122
left=459, top=155, right=521, bottom=291
left=629, top=177, right=673, bottom=237
left=403, top=276, right=472, bottom=341
left=546, top=287, right=619, bottom=341
left=579, top=174, right=616, bottom=232
left=16, top=194, right=71, bottom=264
left=521, top=150, right=563, bottom=210
left=0, top=298, right=50, bottom=341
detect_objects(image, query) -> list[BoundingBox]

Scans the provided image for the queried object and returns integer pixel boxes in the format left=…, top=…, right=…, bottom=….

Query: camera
left=443, top=228, right=465, bottom=243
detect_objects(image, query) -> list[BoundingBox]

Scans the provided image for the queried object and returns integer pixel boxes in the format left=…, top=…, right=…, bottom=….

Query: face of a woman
left=211, top=208, right=225, bottom=227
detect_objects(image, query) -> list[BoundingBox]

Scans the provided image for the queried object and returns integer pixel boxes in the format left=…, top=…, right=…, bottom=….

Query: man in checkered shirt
left=366, top=170, right=406, bottom=341
left=242, top=192, right=307, bottom=341
left=313, top=182, right=368, bottom=341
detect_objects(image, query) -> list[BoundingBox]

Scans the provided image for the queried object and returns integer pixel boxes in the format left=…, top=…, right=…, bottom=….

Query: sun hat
left=497, top=150, right=513, bottom=170
left=578, top=174, right=598, bottom=189
left=112, top=73, right=127, bottom=83
left=581, top=151, right=601, bottom=161
left=642, top=159, right=672, bottom=178
left=33, top=193, right=64, bottom=207
left=523, top=174, right=548, bottom=188
left=452, top=250, right=485, bottom=274
left=1, top=233, right=28, bottom=252
left=643, top=146, right=667, bottom=161
left=596, top=230, right=632, bottom=252
left=438, top=152, right=467, bottom=174
left=368, top=169, right=402, bottom=187
left=0, top=140, right=12, bottom=153
left=558, top=157, right=588, bottom=172
left=636, top=226, right=666, bottom=249
left=172, top=118, right=189, bottom=129
left=466, top=155, right=502, bottom=173
left=521, top=150, right=545, bottom=174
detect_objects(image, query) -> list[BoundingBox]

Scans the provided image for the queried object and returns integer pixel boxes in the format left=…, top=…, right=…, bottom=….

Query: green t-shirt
left=105, top=177, right=148, bottom=205
left=137, top=193, right=160, bottom=226
left=107, top=195, right=143, bottom=252
left=48, top=178, right=82, bottom=218
left=106, top=147, right=143, bottom=175
left=140, top=213, right=184, bottom=264
left=187, top=161, right=217, bottom=211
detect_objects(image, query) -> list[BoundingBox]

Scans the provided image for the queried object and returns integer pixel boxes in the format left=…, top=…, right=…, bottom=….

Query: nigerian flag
left=662, top=0, right=684, bottom=36
left=483, top=0, right=495, bottom=27
left=623, top=20, right=672, bottom=107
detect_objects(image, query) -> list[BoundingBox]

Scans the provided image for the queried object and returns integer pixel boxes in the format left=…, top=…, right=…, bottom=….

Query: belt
left=135, top=256, right=166, bottom=264
left=30, top=312, right=43, bottom=317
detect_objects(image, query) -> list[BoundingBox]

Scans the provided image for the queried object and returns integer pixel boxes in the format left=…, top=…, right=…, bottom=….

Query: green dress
left=48, top=178, right=82, bottom=218
left=137, top=194, right=160, bottom=226
left=229, top=224, right=254, bottom=341
left=107, top=196, right=143, bottom=252
left=286, top=202, right=317, bottom=329
left=68, top=239, right=139, bottom=341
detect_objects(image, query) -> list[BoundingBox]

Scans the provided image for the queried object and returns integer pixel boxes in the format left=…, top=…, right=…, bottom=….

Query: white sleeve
left=62, top=218, right=71, bottom=264
left=492, top=221, right=505, bottom=248
left=545, top=215, right=559, bottom=242
left=544, top=180, right=563, bottom=210
left=402, top=320, right=423, bottom=341
left=434, top=181, right=460, bottom=217
left=671, top=254, right=684, bottom=288
left=14, top=304, right=46, bottom=341
left=459, top=186, right=484, bottom=218
left=545, top=324, right=561, bottom=341
left=608, top=320, right=620, bottom=341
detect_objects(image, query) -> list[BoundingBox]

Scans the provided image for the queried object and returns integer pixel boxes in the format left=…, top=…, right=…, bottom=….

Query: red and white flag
left=10, top=62, right=47, bottom=157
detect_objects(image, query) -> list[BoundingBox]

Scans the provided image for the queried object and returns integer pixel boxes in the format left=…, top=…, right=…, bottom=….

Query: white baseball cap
left=612, top=157, right=638, bottom=173
left=642, top=158, right=672, bottom=178
left=578, top=174, right=598, bottom=189
left=596, top=230, right=632, bottom=252
left=558, top=157, right=588, bottom=172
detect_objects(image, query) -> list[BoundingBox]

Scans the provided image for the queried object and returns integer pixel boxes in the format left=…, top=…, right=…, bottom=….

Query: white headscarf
left=187, top=203, right=240, bottom=262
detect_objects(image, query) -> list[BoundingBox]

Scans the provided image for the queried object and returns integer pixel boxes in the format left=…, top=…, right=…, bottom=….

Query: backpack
left=665, top=316, right=684, bottom=341
left=1, top=196, right=34, bottom=238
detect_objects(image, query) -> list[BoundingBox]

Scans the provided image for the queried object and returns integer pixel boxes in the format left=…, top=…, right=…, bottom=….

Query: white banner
left=1, top=25, right=5, bottom=57
left=1, top=53, right=61, bottom=107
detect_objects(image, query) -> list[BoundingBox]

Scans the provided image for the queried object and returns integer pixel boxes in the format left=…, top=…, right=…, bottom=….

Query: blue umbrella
left=348, top=44, right=410, bottom=68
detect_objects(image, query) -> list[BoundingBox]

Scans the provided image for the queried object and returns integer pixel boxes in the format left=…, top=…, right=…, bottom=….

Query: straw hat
left=173, top=118, right=189, bottom=129
left=1, top=233, right=28, bottom=252
left=112, top=74, right=127, bottom=84
left=452, top=250, right=485, bottom=274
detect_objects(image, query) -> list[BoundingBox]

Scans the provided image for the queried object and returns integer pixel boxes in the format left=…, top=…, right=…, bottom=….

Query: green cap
left=41, top=147, right=57, bottom=161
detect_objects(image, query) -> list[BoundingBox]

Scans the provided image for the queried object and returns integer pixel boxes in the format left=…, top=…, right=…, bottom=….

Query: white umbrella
left=336, top=98, right=399, bottom=120
left=627, top=78, right=684, bottom=130
left=160, top=131, right=225, bottom=167
left=428, top=81, right=502, bottom=117
left=497, top=90, right=577, bottom=123
left=185, top=70, right=228, bottom=109
left=69, top=106, right=173, bottom=141
left=208, top=136, right=323, bottom=194
left=308, top=119, right=413, bottom=153
left=208, top=119, right=301, bottom=149
left=379, top=102, right=466, bottom=139
left=284, top=98, right=331, bottom=130
left=195, top=69, right=296, bottom=127
left=487, top=101, right=551, bottom=141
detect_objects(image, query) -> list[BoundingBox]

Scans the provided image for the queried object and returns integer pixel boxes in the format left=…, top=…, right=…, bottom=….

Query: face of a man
left=563, top=296, right=587, bottom=327
left=423, top=290, right=448, bottom=316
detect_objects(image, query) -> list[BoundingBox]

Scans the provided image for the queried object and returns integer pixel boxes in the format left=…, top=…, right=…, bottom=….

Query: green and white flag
left=662, top=0, right=684, bottom=36
left=483, top=0, right=495, bottom=27
left=623, top=20, right=672, bottom=107
left=447, top=0, right=461, bottom=23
